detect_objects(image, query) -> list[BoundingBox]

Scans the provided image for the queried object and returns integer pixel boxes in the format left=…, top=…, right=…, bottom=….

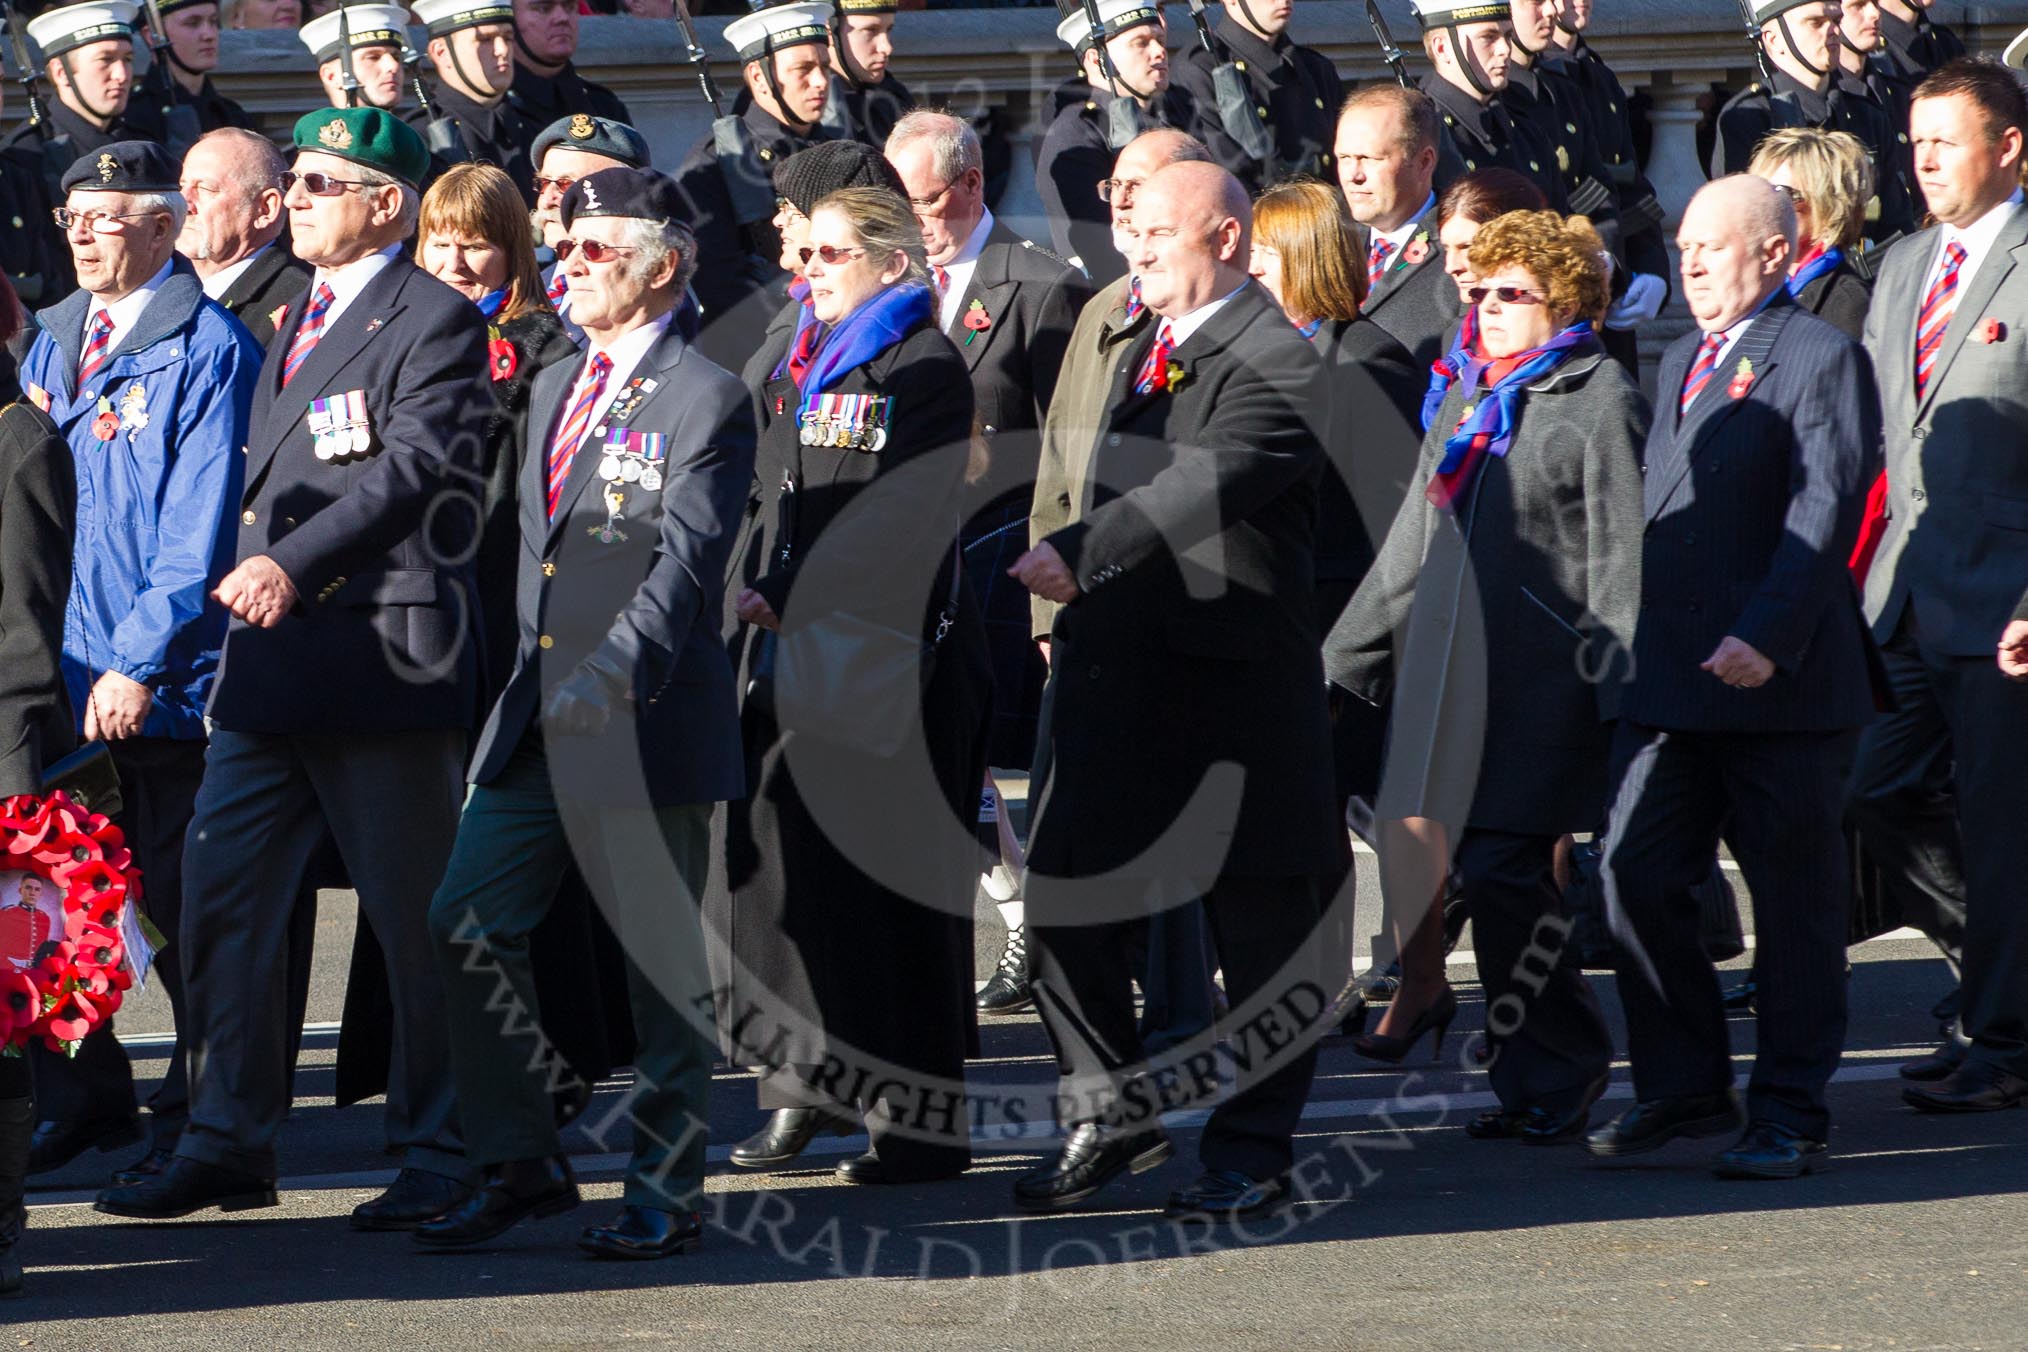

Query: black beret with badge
left=60, top=139, right=179, bottom=195
left=532, top=114, right=652, bottom=171
left=560, top=166, right=689, bottom=231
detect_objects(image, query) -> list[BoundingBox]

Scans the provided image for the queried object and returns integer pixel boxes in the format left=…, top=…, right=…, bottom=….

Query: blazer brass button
left=539, top=635, right=555, bottom=649
left=241, top=510, right=255, bottom=525
left=542, top=562, right=556, bottom=576
left=283, top=516, right=296, bottom=528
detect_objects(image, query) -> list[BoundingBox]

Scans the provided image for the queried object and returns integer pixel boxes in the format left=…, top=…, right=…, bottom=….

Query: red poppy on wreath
left=0, top=790, right=144, bottom=1058
left=1975, top=317, right=2007, bottom=344
left=962, top=299, right=991, bottom=346
left=1402, top=234, right=1431, bottom=267
left=488, top=325, right=517, bottom=382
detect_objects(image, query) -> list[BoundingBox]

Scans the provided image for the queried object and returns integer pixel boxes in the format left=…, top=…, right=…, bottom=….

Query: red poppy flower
left=1979, top=318, right=2007, bottom=344
left=1728, top=372, right=1754, bottom=400
left=489, top=334, right=518, bottom=382
left=1402, top=238, right=1431, bottom=266
left=44, top=989, right=98, bottom=1045
left=91, top=412, right=119, bottom=441
left=0, top=970, right=40, bottom=1041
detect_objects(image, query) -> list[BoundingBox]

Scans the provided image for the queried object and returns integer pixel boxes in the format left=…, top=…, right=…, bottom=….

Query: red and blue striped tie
left=1134, top=321, right=1176, bottom=394
left=1914, top=240, right=1967, bottom=401
left=76, top=309, right=113, bottom=387
left=282, top=283, right=335, bottom=387
left=547, top=352, right=612, bottom=519
left=545, top=268, right=568, bottom=305
left=1367, top=238, right=1392, bottom=290
left=1679, top=331, right=1724, bottom=416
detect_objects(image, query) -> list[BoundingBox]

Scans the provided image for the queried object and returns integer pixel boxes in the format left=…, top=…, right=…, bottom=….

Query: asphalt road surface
left=10, top=872, right=2021, bottom=1352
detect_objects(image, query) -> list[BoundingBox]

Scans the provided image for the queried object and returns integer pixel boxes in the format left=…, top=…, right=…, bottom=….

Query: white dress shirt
left=1924, top=188, right=2024, bottom=302
left=554, top=308, right=673, bottom=445
left=935, top=208, right=995, bottom=333
left=87, top=258, right=172, bottom=355
left=199, top=243, right=271, bottom=302
left=1370, top=193, right=1438, bottom=269
left=307, top=242, right=403, bottom=330
left=1160, top=281, right=1251, bottom=349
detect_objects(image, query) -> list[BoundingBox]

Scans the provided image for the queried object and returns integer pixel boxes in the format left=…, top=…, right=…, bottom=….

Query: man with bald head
left=1010, top=158, right=1337, bottom=1224
left=1590, top=174, right=1880, bottom=1180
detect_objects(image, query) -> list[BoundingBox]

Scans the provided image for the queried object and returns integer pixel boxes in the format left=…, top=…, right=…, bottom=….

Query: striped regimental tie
left=546, top=351, right=613, bottom=519
left=1679, top=331, right=1724, bottom=416
left=1913, top=240, right=1967, bottom=401
left=282, top=282, right=336, bottom=387
left=76, top=309, right=113, bottom=386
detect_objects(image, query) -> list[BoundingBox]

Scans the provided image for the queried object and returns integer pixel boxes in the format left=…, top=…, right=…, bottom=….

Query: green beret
left=292, top=107, right=429, bottom=190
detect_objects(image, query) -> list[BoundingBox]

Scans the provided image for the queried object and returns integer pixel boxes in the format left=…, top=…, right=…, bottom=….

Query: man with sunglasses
left=672, top=1, right=836, bottom=371
left=530, top=113, right=650, bottom=345
left=414, top=165, right=753, bottom=1260
left=821, top=0, right=912, bottom=149
left=98, top=107, right=489, bottom=1228
left=404, top=0, right=542, bottom=204
left=14, top=140, right=261, bottom=1192
left=1036, top=0, right=1195, bottom=289
left=1711, top=0, right=1915, bottom=244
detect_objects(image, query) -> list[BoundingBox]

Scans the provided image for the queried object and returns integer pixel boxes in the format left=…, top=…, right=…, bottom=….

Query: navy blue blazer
left=208, top=258, right=494, bottom=735
left=1626, top=292, right=1881, bottom=732
left=468, top=318, right=756, bottom=809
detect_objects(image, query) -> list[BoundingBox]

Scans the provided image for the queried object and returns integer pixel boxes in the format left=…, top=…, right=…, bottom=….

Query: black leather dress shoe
left=1712, top=1120, right=1828, bottom=1179
left=976, top=924, right=1034, bottom=1015
left=110, top=1146, right=176, bottom=1189
left=1902, top=1062, right=2028, bottom=1113
left=1899, top=1038, right=1968, bottom=1082
left=1164, top=1170, right=1287, bottom=1223
left=353, top=1167, right=474, bottom=1232
left=1012, top=1123, right=1171, bottom=1212
left=27, top=1115, right=143, bottom=1176
left=728, top=1107, right=859, bottom=1169
left=834, top=1150, right=968, bottom=1185
left=94, top=1156, right=278, bottom=1219
left=1585, top=1092, right=1743, bottom=1158
left=578, top=1206, right=703, bottom=1261
left=412, top=1156, right=578, bottom=1248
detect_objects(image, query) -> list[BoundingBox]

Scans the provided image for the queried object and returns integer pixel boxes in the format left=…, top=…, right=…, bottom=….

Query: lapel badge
left=1974, top=317, right=2007, bottom=345
left=1726, top=356, right=1754, bottom=400
left=90, top=395, right=118, bottom=442
left=962, top=298, right=992, bottom=346
left=1401, top=232, right=1431, bottom=267
left=118, top=381, right=148, bottom=432
left=589, top=484, right=629, bottom=544
left=363, top=317, right=384, bottom=334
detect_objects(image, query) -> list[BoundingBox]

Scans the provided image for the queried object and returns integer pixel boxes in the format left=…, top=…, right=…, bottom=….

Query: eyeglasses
left=1772, top=184, right=1806, bottom=206
left=798, top=244, right=867, bottom=266
left=906, top=180, right=957, bottom=212
left=534, top=174, right=575, bottom=196
left=1096, top=178, right=1142, bottom=204
left=554, top=237, right=637, bottom=264
left=1465, top=285, right=1547, bottom=306
left=51, top=207, right=162, bottom=232
left=280, top=170, right=374, bottom=197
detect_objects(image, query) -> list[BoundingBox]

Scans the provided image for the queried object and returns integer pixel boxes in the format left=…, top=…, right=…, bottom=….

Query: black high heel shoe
left=1351, top=987, right=1459, bottom=1065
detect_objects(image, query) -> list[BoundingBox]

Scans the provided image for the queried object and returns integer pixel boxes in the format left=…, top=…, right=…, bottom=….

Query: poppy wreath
left=0, top=790, right=141, bottom=1057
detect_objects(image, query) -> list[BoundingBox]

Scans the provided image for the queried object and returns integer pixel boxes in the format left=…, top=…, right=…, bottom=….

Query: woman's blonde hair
left=1251, top=177, right=1366, bottom=322
left=418, top=163, right=550, bottom=324
left=1748, top=127, right=1874, bottom=252
left=811, top=185, right=930, bottom=288
left=1466, top=211, right=1610, bottom=327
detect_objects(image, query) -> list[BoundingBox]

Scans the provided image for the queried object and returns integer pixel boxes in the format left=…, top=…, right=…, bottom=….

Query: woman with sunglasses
left=1324, top=211, right=1645, bottom=1143
left=1749, top=128, right=1875, bottom=341
left=722, top=186, right=990, bottom=1186
left=0, top=270, right=76, bottom=1295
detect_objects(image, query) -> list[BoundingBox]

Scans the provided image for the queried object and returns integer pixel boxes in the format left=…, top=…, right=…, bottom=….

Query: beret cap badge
left=568, top=113, right=595, bottom=140
left=97, top=153, right=115, bottom=183
left=319, top=118, right=354, bottom=151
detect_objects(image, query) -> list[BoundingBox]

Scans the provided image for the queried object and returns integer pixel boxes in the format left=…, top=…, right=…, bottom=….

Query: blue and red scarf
left=1786, top=242, right=1843, bottom=299
left=1421, top=321, right=1597, bottom=509
left=773, top=278, right=826, bottom=387
left=797, top=280, right=935, bottom=417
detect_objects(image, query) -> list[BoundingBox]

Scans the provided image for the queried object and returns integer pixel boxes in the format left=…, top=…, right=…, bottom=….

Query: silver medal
left=640, top=466, right=663, bottom=492
left=620, top=456, right=643, bottom=483
left=598, top=455, right=623, bottom=481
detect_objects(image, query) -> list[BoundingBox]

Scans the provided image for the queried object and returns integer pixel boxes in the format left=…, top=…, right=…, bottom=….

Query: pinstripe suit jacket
left=1625, top=292, right=1880, bottom=732
left=1862, top=205, right=2028, bottom=656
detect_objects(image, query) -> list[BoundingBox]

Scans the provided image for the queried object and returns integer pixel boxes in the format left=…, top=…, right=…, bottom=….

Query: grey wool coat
left=1323, top=341, right=1648, bottom=836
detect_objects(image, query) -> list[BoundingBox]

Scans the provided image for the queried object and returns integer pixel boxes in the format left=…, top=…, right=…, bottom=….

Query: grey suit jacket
left=1863, top=205, right=2028, bottom=655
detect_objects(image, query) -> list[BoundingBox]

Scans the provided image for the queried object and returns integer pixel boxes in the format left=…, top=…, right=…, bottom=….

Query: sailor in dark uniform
left=1503, top=0, right=1613, bottom=231
left=1878, top=0, right=1964, bottom=84
left=136, top=0, right=252, bottom=140
left=300, top=3, right=413, bottom=113
left=1710, top=0, right=1915, bottom=244
left=506, top=0, right=632, bottom=133
left=671, top=1, right=835, bottom=370
left=1171, top=0, right=1342, bottom=196
left=1409, top=0, right=1565, bottom=211
left=404, top=0, right=541, bottom=203
left=821, top=0, right=913, bottom=148
left=1035, top=0, right=1194, bottom=288
left=1834, top=0, right=1917, bottom=241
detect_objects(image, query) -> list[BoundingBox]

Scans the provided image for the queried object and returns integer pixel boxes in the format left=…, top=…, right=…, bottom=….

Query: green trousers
left=428, top=735, right=715, bottom=1211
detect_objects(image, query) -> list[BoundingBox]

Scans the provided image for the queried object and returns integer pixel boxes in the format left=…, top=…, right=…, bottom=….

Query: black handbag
left=1563, top=838, right=1746, bottom=970
left=771, top=541, right=964, bottom=759
left=38, top=740, right=121, bottom=818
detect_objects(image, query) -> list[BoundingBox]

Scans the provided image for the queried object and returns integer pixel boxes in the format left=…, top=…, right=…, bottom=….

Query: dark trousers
left=30, top=738, right=206, bottom=1144
left=1604, top=721, right=1856, bottom=1138
left=1029, top=874, right=1324, bottom=1182
left=1848, top=617, right=2028, bottom=1074
left=175, top=728, right=469, bottom=1183
left=428, top=735, right=715, bottom=1211
left=1847, top=622, right=1973, bottom=971
left=1457, top=828, right=1611, bottom=1116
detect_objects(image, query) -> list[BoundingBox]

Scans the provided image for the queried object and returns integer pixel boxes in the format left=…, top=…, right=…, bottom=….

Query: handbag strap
left=933, top=537, right=961, bottom=646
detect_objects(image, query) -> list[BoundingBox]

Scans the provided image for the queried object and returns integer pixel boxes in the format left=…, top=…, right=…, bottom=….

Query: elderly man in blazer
left=1848, top=59, right=2028, bottom=1113
left=177, top=129, right=311, bottom=347
left=1589, top=175, right=1881, bottom=1179
left=1336, top=84, right=1460, bottom=370
left=1010, top=160, right=1339, bottom=1225
left=97, top=108, right=489, bottom=1227
left=415, top=168, right=754, bottom=1260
